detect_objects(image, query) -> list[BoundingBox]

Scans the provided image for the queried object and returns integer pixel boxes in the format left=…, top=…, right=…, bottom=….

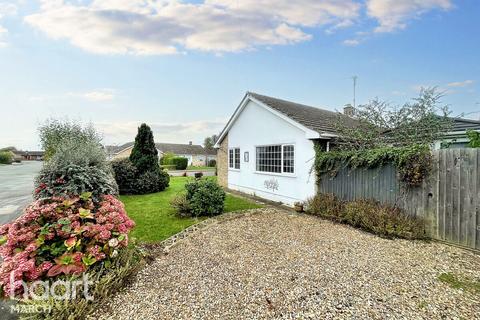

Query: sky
left=0, top=0, right=479, bottom=150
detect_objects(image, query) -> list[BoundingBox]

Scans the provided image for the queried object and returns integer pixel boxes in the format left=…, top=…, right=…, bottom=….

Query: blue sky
left=0, top=0, right=479, bottom=150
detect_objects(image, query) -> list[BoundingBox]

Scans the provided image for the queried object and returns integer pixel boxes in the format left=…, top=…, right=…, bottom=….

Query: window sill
left=228, top=168, right=241, bottom=172
left=254, top=171, right=296, bottom=178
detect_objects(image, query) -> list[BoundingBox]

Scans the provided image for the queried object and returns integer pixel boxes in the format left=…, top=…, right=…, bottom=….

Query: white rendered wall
left=227, top=100, right=317, bottom=205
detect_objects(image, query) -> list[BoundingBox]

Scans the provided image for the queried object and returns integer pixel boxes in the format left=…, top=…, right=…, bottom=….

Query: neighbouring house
left=214, top=92, right=358, bottom=205
left=433, top=117, right=480, bottom=149
left=9, top=149, right=44, bottom=161
left=106, top=142, right=217, bottom=166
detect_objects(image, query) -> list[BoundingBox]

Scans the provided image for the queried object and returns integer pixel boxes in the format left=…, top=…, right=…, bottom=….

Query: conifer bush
left=112, top=123, right=170, bottom=194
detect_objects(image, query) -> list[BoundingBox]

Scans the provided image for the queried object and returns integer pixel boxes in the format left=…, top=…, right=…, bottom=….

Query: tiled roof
left=105, top=142, right=215, bottom=155
left=156, top=143, right=210, bottom=155
left=248, top=92, right=359, bottom=135
left=450, top=117, right=480, bottom=132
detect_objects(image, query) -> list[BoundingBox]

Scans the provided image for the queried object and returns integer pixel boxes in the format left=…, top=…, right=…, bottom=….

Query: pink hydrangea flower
left=0, top=194, right=135, bottom=298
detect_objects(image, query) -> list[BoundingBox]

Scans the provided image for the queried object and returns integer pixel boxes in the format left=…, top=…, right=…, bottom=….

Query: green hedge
left=171, top=157, right=188, bottom=170
left=305, top=193, right=426, bottom=239
left=0, top=151, right=14, bottom=164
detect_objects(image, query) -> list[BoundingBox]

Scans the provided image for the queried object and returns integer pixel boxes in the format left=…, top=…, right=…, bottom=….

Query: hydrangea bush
left=0, top=193, right=134, bottom=297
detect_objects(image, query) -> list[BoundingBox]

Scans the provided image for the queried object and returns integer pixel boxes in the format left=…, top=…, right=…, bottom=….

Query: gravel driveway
left=93, top=208, right=480, bottom=319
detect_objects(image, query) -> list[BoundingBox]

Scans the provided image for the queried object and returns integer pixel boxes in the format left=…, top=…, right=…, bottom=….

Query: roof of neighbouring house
left=156, top=143, right=212, bottom=155
left=450, top=117, right=480, bottom=132
left=105, top=142, right=215, bottom=156
left=24, top=151, right=45, bottom=156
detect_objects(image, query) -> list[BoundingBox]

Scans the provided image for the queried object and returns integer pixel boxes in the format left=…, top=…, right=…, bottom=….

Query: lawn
left=186, top=165, right=216, bottom=170
left=121, top=176, right=262, bottom=243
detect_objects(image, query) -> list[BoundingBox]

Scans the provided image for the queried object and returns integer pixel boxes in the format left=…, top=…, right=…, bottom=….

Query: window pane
left=234, top=148, right=240, bottom=169
left=283, top=145, right=294, bottom=173
left=229, top=149, right=233, bottom=168
left=256, top=145, right=282, bottom=173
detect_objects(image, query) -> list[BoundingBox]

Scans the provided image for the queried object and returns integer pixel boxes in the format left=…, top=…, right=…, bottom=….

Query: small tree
left=334, top=88, right=453, bottom=150
left=129, top=123, right=159, bottom=173
left=39, top=119, right=102, bottom=160
left=0, top=151, right=14, bottom=164
left=160, top=152, right=175, bottom=165
left=203, top=134, right=218, bottom=151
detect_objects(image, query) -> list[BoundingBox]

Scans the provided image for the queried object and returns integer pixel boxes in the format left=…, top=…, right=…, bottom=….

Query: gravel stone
left=90, top=208, right=480, bottom=319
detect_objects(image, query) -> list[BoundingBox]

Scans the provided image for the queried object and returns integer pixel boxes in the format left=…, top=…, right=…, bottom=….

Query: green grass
left=186, top=166, right=215, bottom=170
left=438, top=272, right=480, bottom=294
left=121, top=177, right=262, bottom=243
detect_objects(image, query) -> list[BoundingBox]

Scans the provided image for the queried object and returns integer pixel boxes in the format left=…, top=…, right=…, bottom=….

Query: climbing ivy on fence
left=467, top=129, right=480, bottom=148
left=314, top=143, right=432, bottom=187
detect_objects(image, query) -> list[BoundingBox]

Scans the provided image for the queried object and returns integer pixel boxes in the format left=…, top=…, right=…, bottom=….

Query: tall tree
left=204, top=134, right=218, bottom=150
left=130, top=123, right=159, bottom=173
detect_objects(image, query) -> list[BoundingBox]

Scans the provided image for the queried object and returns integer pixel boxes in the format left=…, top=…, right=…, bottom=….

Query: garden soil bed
left=91, top=208, right=480, bottom=319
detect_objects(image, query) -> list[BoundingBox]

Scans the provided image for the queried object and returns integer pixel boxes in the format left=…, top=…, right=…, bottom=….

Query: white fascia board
left=214, top=93, right=250, bottom=148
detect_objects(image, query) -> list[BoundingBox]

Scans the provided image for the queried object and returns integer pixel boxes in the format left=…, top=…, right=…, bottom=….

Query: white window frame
left=228, top=147, right=241, bottom=170
left=254, top=143, right=295, bottom=176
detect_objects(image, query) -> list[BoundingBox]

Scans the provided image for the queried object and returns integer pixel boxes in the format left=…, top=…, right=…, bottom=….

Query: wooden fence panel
left=318, top=149, right=480, bottom=251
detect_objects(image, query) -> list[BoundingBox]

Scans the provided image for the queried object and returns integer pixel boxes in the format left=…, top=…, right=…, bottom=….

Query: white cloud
left=0, top=2, right=17, bottom=17
left=81, top=89, right=115, bottom=102
left=367, top=0, right=452, bottom=33
left=447, top=80, right=474, bottom=88
left=343, top=38, right=360, bottom=46
left=25, top=0, right=360, bottom=55
left=29, top=89, right=116, bottom=102
left=98, top=119, right=227, bottom=145
left=0, top=2, right=18, bottom=47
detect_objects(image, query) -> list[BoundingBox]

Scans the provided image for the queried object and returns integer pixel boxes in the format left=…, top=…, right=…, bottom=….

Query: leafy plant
left=170, top=193, right=191, bottom=217
left=467, top=129, right=480, bottom=148
left=0, top=194, right=135, bottom=298
left=39, top=119, right=102, bottom=161
left=184, top=179, right=225, bottom=216
left=203, top=134, right=218, bottom=151
left=305, top=193, right=344, bottom=219
left=0, top=151, right=14, bottom=164
left=17, top=245, right=145, bottom=320
left=111, top=158, right=138, bottom=194
left=129, top=124, right=159, bottom=173
left=171, top=157, right=188, bottom=170
left=159, top=152, right=175, bottom=165
left=334, top=88, right=452, bottom=150
left=34, top=164, right=118, bottom=201
left=135, top=170, right=170, bottom=194
left=208, top=159, right=217, bottom=167
left=314, top=143, right=432, bottom=187
left=305, top=194, right=426, bottom=239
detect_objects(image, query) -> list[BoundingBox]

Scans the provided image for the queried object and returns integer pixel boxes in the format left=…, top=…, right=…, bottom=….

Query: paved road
left=0, top=161, right=42, bottom=319
left=168, top=169, right=216, bottom=177
left=0, top=161, right=42, bottom=225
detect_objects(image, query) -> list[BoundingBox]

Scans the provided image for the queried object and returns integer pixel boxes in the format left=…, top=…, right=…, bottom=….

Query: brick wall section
left=217, top=134, right=228, bottom=188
